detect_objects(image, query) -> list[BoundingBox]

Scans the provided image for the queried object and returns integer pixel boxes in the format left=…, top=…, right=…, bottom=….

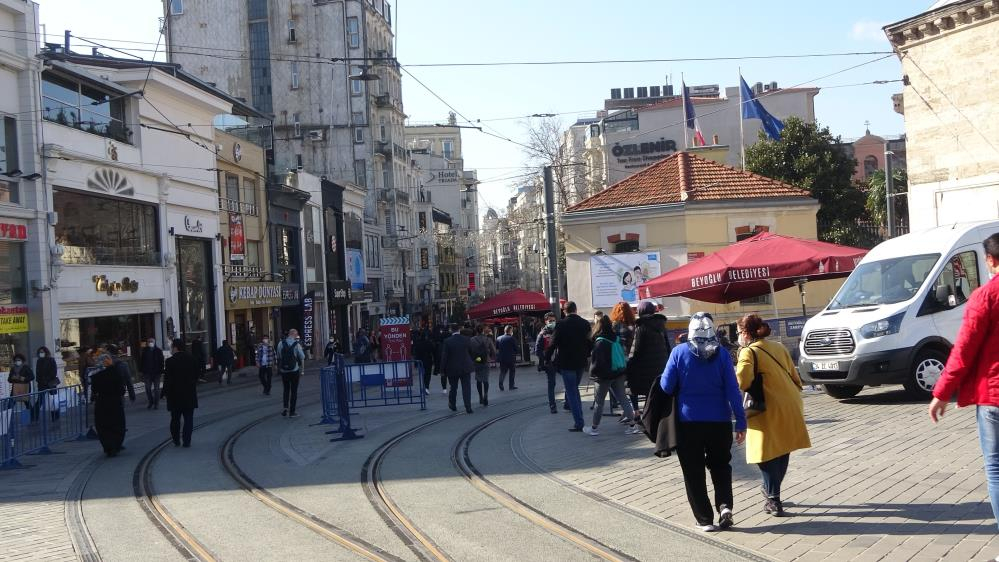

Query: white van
left=798, top=220, right=999, bottom=399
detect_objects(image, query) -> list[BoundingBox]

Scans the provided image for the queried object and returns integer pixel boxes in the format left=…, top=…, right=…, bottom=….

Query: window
left=42, top=73, right=129, bottom=143
left=365, top=234, right=381, bottom=268
left=864, top=155, right=879, bottom=179
left=354, top=126, right=364, bottom=144
left=304, top=205, right=317, bottom=277
left=442, top=138, right=454, bottom=160
left=354, top=159, right=367, bottom=186
left=347, top=17, right=360, bottom=48
left=295, top=154, right=303, bottom=169
left=735, top=225, right=769, bottom=242
left=290, top=62, right=300, bottom=89
left=275, top=226, right=299, bottom=283
left=54, top=189, right=159, bottom=266
left=923, top=251, right=981, bottom=313
left=224, top=174, right=240, bottom=202
left=169, top=0, right=183, bottom=15
left=287, top=19, right=296, bottom=42
left=830, top=253, right=940, bottom=309
left=293, top=113, right=301, bottom=138
left=247, top=21, right=273, bottom=113
left=383, top=168, right=391, bottom=190
left=245, top=241, right=260, bottom=267
left=242, top=178, right=257, bottom=207
left=350, top=66, right=363, bottom=95
left=379, top=116, right=387, bottom=142
left=0, top=116, right=19, bottom=204
left=352, top=111, right=365, bottom=126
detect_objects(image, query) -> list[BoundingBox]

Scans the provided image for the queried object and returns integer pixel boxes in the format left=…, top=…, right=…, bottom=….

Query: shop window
left=0, top=116, right=19, bottom=203
left=53, top=189, right=159, bottom=266
left=42, top=72, right=129, bottom=143
left=0, top=241, right=26, bottom=305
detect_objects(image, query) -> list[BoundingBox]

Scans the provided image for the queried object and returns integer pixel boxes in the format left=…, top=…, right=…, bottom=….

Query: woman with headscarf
left=661, top=312, right=747, bottom=532
left=90, top=351, right=127, bottom=457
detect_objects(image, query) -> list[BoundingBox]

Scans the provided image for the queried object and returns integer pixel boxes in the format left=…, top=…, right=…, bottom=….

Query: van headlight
left=860, top=312, right=905, bottom=339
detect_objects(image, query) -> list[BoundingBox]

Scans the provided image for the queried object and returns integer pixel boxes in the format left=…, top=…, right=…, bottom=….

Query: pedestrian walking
left=440, top=323, right=475, bottom=413
left=496, top=325, right=519, bottom=391
left=90, top=351, right=126, bottom=457
left=929, top=232, right=999, bottom=530
left=472, top=324, right=496, bottom=406
left=545, top=301, right=593, bottom=431
left=735, top=314, right=811, bottom=517
left=139, top=338, right=164, bottom=409
left=324, top=336, right=338, bottom=365
left=8, top=353, right=34, bottom=419
left=608, top=302, right=636, bottom=415
left=661, top=312, right=747, bottom=532
left=256, top=335, right=275, bottom=395
left=34, top=347, right=60, bottom=422
left=535, top=312, right=562, bottom=414
left=433, top=325, right=447, bottom=394
left=413, top=330, right=436, bottom=396
left=583, top=316, right=640, bottom=436
left=213, top=340, right=236, bottom=385
left=626, top=300, right=670, bottom=414
left=163, top=339, right=199, bottom=448
left=277, top=328, right=306, bottom=417
left=353, top=329, right=372, bottom=364
left=106, top=345, right=136, bottom=405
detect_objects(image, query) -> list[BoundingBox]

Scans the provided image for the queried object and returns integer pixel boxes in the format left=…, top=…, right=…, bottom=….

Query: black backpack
left=279, top=340, right=299, bottom=372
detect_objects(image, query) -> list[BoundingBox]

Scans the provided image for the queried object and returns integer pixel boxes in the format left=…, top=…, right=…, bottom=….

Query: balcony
left=374, top=93, right=391, bottom=108
left=218, top=197, right=259, bottom=217
left=375, top=141, right=392, bottom=158
left=222, top=264, right=263, bottom=278
left=377, top=188, right=410, bottom=206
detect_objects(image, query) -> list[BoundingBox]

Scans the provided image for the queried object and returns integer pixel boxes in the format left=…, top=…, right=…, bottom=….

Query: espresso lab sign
left=0, top=304, right=28, bottom=334
left=225, top=282, right=282, bottom=308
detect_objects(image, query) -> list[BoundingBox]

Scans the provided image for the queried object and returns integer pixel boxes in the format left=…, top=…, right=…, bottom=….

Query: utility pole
left=884, top=147, right=895, bottom=238
left=543, top=166, right=561, bottom=320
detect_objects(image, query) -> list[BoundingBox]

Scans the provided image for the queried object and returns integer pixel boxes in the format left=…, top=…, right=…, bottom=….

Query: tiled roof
left=566, top=152, right=811, bottom=213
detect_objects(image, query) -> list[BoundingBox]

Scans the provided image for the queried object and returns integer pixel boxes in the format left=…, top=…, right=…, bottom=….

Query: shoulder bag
left=742, top=347, right=766, bottom=418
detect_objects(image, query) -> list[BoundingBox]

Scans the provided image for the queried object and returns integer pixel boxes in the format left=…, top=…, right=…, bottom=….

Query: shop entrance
left=58, top=313, right=156, bottom=386
left=177, top=237, right=217, bottom=358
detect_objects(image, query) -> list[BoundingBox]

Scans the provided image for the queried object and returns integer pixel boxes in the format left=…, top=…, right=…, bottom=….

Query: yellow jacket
left=736, top=340, right=811, bottom=464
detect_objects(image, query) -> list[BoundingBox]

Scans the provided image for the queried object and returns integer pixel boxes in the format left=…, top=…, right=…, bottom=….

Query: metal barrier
left=343, top=359, right=427, bottom=410
left=1, top=385, right=89, bottom=468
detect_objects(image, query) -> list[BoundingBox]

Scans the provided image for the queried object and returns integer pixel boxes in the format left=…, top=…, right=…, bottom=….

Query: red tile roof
left=566, top=151, right=811, bottom=213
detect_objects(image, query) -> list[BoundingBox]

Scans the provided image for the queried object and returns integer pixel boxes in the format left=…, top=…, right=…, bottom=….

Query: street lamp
left=349, top=66, right=381, bottom=82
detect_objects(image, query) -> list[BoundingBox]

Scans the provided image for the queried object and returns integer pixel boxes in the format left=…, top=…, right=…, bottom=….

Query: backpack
left=280, top=340, right=300, bottom=372
left=598, top=336, right=628, bottom=373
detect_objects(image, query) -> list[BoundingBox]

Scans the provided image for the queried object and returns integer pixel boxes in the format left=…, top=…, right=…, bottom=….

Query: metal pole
left=885, top=147, right=895, bottom=239
left=543, top=166, right=561, bottom=320
left=739, top=68, right=746, bottom=169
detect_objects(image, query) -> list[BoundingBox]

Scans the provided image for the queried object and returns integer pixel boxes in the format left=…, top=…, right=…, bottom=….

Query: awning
left=467, top=289, right=551, bottom=320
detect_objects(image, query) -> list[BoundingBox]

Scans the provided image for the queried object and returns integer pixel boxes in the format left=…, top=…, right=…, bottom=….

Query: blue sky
left=37, top=0, right=933, bottom=212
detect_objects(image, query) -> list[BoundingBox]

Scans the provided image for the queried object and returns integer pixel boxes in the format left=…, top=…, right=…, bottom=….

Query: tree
left=745, top=117, right=867, bottom=245
left=865, top=168, right=909, bottom=231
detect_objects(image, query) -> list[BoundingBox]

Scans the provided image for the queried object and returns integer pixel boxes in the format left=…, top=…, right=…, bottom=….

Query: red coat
left=933, top=274, right=999, bottom=407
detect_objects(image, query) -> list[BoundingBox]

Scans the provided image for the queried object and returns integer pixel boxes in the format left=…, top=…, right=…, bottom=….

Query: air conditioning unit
left=308, top=130, right=324, bottom=141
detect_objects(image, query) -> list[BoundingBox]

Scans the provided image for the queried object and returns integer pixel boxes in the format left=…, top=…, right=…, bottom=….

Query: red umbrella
left=639, top=232, right=867, bottom=305
left=467, top=288, right=552, bottom=320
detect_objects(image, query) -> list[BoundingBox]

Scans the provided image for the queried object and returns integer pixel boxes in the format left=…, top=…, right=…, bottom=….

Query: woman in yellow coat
left=735, top=314, right=811, bottom=517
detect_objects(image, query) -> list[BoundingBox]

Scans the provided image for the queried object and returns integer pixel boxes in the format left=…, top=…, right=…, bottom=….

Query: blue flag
left=740, top=76, right=784, bottom=141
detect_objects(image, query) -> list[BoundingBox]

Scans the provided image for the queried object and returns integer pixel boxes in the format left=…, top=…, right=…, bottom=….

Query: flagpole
left=681, top=74, right=689, bottom=150
left=739, top=68, right=746, bottom=169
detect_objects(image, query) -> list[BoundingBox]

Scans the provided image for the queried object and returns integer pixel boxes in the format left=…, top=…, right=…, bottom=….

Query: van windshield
left=828, top=253, right=940, bottom=310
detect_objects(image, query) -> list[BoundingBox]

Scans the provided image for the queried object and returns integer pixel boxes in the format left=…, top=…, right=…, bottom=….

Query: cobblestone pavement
left=519, top=385, right=999, bottom=561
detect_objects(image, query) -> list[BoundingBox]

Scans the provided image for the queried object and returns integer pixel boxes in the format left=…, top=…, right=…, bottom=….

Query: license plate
left=812, top=361, right=839, bottom=371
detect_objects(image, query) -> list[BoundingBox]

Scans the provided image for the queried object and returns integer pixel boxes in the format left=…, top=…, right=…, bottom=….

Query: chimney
left=712, top=134, right=719, bottom=145
left=678, top=152, right=693, bottom=202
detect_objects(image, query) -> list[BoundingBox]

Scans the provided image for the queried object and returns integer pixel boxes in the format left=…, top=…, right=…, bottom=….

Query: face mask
left=14, top=360, right=23, bottom=367
left=687, top=313, right=720, bottom=359
left=738, top=334, right=751, bottom=348
left=547, top=321, right=556, bottom=329
left=148, top=341, right=155, bottom=347
left=262, top=339, right=269, bottom=345
left=38, top=352, right=46, bottom=358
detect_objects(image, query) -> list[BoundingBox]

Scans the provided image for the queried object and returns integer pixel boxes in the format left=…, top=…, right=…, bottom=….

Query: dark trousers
left=143, top=374, right=161, bottom=406
left=420, top=359, right=433, bottom=391
left=544, top=366, right=559, bottom=409
left=258, top=366, right=273, bottom=394
left=281, top=372, right=300, bottom=414
left=170, top=408, right=194, bottom=446
left=499, top=361, right=516, bottom=388
left=447, top=372, right=472, bottom=411
left=476, top=380, right=490, bottom=403
left=758, top=453, right=791, bottom=499
left=561, top=369, right=584, bottom=429
left=676, top=422, right=734, bottom=526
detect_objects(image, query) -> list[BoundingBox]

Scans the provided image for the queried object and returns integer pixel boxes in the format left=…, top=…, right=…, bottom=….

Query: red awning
left=639, top=232, right=868, bottom=303
left=467, top=289, right=552, bottom=320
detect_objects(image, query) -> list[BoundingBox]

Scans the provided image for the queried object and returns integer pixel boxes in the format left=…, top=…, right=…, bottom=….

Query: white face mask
left=14, top=360, right=23, bottom=367
left=262, top=339, right=269, bottom=345
left=148, top=341, right=155, bottom=347
left=738, top=333, right=751, bottom=348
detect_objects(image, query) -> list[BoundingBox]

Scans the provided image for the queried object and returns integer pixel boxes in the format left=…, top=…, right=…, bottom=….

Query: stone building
left=885, top=0, right=999, bottom=229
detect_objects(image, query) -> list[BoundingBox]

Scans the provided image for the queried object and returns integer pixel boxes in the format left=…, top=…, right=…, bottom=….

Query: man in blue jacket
left=661, top=312, right=747, bottom=532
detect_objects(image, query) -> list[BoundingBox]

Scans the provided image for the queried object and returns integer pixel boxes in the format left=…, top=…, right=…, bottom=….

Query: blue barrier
left=1, top=385, right=89, bottom=468
left=343, top=360, right=427, bottom=410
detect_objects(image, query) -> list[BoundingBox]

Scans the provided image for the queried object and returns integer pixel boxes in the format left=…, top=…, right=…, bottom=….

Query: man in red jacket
left=929, top=232, right=999, bottom=528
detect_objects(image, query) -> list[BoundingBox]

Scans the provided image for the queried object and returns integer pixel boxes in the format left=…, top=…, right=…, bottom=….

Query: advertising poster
left=347, top=248, right=366, bottom=290
left=590, top=252, right=662, bottom=308
left=379, top=316, right=411, bottom=363
left=0, top=304, right=29, bottom=334
left=229, top=213, right=245, bottom=261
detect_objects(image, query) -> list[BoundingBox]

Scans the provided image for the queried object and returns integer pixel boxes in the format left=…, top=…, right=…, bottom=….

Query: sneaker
left=626, top=425, right=644, bottom=435
left=424, top=389, right=430, bottom=396
left=697, top=524, right=719, bottom=532
left=719, top=507, right=734, bottom=530
left=583, top=426, right=599, bottom=436
left=441, top=389, right=448, bottom=395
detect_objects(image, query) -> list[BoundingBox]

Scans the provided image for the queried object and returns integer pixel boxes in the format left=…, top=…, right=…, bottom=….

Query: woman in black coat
left=163, top=339, right=199, bottom=447
left=90, top=352, right=126, bottom=457
left=625, top=301, right=671, bottom=413
left=34, top=347, right=60, bottom=421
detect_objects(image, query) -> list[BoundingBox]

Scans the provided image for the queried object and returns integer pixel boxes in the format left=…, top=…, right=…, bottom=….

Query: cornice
left=886, top=0, right=999, bottom=50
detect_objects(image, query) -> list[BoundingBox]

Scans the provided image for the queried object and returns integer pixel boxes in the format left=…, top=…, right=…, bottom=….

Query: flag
left=740, top=76, right=784, bottom=141
left=682, top=81, right=706, bottom=147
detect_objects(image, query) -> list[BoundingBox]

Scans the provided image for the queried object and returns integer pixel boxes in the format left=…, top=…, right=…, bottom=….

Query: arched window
left=864, top=155, right=879, bottom=179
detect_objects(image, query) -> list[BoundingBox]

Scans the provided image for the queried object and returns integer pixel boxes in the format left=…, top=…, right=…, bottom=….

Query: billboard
left=590, top=252, right=662, bottom=308
left=347, top=248, right=366, bottom=290
left=228, top=213, right=245, bottom=261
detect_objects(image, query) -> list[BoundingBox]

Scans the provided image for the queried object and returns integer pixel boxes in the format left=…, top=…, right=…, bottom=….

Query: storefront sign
left=301, top=292, right=315, bottom=349
left=225, top=282, right=282, bottom=308
left=282, top=285, right=301, bottom=302
left=0, top=222, right=27, bottom=241
left=379, top=316, right=411, bottom=362
left=611, top=139, right=677, bottom=158
left=229, top=213, right=245, bottom=261
left=93, top=274, right=139, bottom=296
left=184, top=216, right=204, bottom=233
left=328, top=281, right=352, bottom=305
left=0, top=304, right=28, bottom=334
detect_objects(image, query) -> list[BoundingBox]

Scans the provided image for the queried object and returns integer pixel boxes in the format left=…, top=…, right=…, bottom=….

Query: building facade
left=885, top=0, right=999, bottom=229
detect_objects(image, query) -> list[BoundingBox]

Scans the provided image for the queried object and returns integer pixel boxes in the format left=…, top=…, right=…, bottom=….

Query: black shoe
left=510, top=386, right=518, bottom=390
left=718, top=506, right=734, bottom=530
left=568, top=427, right=583, bottom=432
left=563, top=402, right=569, bottom=411
left=153, top=403, right=158, bottom=410
left=449, top=404, right=457, bottom=412
left=479, top=398, right=484, bottom=405
left=466, top=408, right=474, bottom=414
left=499, top=384, right=504, bottom=391
left=182, top=443, right=191, bottom=448
left=550, top=406, right=558, bottom=414
left=282, top=409, right=288, bottom=417
left=173, top=439, right=181, bottom=447
left=147, top=403, right=153, bottom=410
left=483, top=398, right=488, bottom=407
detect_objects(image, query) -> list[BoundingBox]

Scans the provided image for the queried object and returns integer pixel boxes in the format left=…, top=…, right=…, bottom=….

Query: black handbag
left=743, top=347, right=766, bottom=418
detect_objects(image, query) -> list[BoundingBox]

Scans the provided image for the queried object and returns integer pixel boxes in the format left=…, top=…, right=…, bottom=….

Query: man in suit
left=545, top=301, right=594, bottom=431
left=163, top=339, right=199, bottom=447
left=439, top=323, right=475, bottom=414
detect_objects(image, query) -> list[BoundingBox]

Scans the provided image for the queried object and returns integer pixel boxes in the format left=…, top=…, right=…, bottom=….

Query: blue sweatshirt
left=661, top=344, right=747, bottom=432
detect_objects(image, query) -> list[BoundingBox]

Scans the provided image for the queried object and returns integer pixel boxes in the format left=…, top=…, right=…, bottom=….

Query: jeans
left=560, top=369, right=584, bottom=429
left=258, top=366, right=273, bottom=394
left=499, top=361, right=516, bottom=389
left=143, top=374, right=161, bottom=406
left=447, top=372, right=472, bottom=411
left=758, top=453, right=791, bottom=499
left=676, top=422, right=734, bottom=526
left=170, top=408, right=194, bottom=446
left=544, top=366, right=559, bottom=409
left=978, top=405, right=999, bottom=530
left=281, top=371, right=301, bottom=414
left=591, top=376, right=635, bottom=428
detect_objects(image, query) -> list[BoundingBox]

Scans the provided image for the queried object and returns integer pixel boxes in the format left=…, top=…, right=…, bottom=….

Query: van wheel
left=824, top=384, right=862, bottom=399
left=904, top=350, right=947, bottom=399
